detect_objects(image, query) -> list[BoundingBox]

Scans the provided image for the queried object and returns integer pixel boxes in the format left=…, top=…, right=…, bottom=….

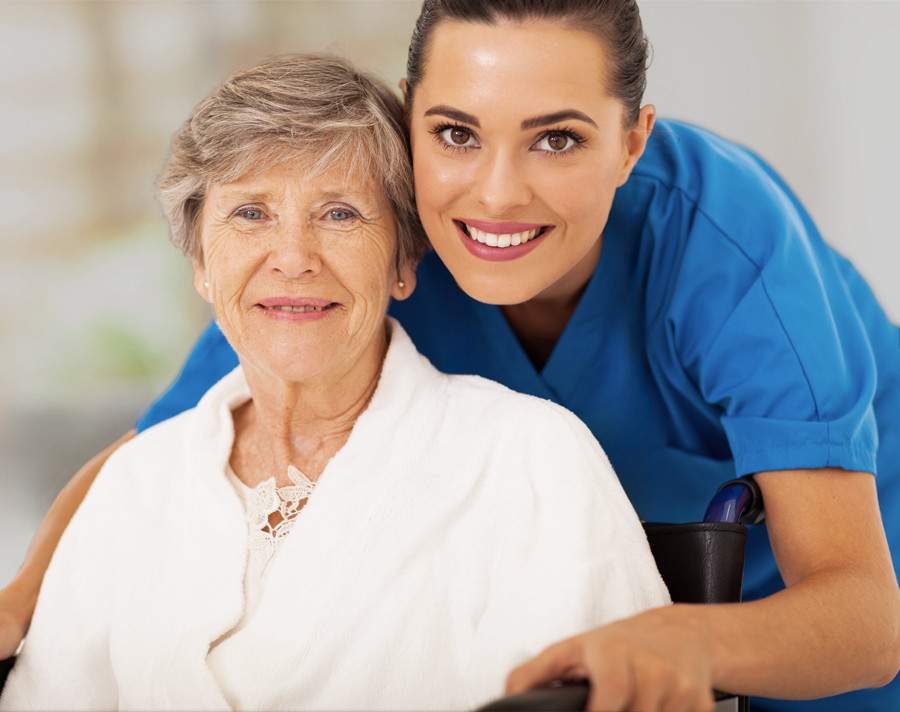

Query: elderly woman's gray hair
left=158, top=53, right=426, bottom=267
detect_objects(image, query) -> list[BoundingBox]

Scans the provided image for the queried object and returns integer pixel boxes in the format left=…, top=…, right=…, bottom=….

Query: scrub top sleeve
left=669, top=208, right=878, bottom=478
left=135, top=320, right=238, bottom=433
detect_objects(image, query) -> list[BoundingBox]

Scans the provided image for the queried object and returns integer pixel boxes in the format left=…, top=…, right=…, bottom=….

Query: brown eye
left=450, top=127, right=471, bottom=145
left=547, top=133, right=569, bottom=151
left=435, top=125, right=479, bottom=150
left=533, top=130, right=582, bottom=154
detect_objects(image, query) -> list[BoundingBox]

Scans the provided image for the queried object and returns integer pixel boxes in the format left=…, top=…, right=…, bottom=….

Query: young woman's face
left=409, top=19, right=653, bottom=305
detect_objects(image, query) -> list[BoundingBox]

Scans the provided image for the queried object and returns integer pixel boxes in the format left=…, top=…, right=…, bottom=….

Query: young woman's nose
left=269, top=223, right=323, bottom=279
left=474, top=150, right=533, bottom=215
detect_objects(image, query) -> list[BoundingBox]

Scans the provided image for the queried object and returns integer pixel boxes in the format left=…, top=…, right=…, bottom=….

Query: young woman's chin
left=447, top=269, right=555, bottom=305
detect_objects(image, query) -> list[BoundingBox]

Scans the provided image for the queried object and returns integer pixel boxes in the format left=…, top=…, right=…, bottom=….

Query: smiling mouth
left=259, top=303, right=338, bottom=313
left=454, top=220, right=551, bottom=248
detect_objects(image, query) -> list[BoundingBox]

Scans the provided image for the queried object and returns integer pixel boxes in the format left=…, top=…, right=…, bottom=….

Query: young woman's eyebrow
left=521, top=110, right=598, bottom=130
left=423, top=105, right=481, bottom=127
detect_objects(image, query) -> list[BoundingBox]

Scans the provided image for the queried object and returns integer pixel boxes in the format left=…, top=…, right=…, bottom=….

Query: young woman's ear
left=617, top=104, right=656, bottom=187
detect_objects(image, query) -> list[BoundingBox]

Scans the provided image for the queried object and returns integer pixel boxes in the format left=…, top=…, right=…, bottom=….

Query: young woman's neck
left=231, top=328, right=388, bottom=485
left=501, top=238, right=602, bottom=370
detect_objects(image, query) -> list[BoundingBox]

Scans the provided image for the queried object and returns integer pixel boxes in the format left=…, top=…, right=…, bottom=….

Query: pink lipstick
left=454, top=218, right=553, bottom=262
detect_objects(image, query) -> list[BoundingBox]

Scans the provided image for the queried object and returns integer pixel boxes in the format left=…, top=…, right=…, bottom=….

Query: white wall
left=641, top=0, right=900, bottom=318
left=1, top=0, right=898, bottom=583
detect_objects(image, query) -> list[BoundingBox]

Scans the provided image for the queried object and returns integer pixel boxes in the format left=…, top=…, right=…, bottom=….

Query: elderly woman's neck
left=231, top=339, right=387, bottom=487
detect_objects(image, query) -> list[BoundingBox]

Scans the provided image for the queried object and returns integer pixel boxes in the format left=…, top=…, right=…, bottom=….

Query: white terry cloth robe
left=1, top=320, right=670, bottom=712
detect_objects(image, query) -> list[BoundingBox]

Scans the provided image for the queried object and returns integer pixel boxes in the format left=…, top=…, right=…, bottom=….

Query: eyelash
left=535, top=125, right=588, bottom=158
left=232, top=205, right=267, bottom=221
left=428, top=122, right=588, bottom=157
left=429, top=122, right=478, bottom=154
left=230, top=206, right=360, bottom=223
left=324, top=206, right=359, bottom=223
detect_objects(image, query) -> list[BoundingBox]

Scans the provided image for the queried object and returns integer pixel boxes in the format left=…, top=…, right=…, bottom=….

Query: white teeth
left=271, top=305, right=325, bottom=313
left=465, top=225, right=542, bottom=248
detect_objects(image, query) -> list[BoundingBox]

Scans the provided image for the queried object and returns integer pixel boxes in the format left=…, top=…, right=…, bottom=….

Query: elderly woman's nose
left=475, top=151, right=533, bottom=216
left=268, top=225, right=323, bottom=279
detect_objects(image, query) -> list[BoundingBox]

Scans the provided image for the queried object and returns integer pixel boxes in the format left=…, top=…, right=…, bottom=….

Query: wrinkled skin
left=194, top=160, right=414, bottom=392
left=193, top=160, right=417, bottom=487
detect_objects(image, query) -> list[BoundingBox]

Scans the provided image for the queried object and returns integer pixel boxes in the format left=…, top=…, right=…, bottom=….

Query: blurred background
left=1, top=0, right=898, bottom=582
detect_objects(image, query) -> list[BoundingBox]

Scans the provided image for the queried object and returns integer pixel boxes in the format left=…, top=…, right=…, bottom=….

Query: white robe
left=1, top=320, right=670, bottom=711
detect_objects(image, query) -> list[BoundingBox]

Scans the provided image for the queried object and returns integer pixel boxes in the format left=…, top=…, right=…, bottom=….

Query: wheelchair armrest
left=474, top=680, right=742, bottom=711
left=0, top=655, right=14, bottom=694
left=475, top=680, right=589, bottom=711
left=474, top=517, right=754, bottom=712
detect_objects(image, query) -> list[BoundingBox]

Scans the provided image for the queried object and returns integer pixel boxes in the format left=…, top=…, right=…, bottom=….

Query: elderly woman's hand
left=505, top=606, right=716, bottom=712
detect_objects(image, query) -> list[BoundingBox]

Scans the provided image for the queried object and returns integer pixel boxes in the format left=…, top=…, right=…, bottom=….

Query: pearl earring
left=398, top=280, right=406, bottom=289
left=204, top=281, right=209, bottom=288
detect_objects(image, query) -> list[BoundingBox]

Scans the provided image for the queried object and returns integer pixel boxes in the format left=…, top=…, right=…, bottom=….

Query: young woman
left=3, top=1, right=898, bottom=710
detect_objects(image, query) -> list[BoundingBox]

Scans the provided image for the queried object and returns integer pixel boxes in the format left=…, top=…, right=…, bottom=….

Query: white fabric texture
left=206, top=466, right=313, bottom=656
left=0, top=320, right=670, bottom=711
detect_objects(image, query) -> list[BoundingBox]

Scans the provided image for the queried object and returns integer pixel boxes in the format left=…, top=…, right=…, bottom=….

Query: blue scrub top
left=137, top=120, right=899, bottom=711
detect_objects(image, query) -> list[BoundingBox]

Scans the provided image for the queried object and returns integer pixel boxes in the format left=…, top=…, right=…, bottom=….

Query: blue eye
left=235, top=207, right=266, bottom=220
left=328, top=208, right=357, bottom=221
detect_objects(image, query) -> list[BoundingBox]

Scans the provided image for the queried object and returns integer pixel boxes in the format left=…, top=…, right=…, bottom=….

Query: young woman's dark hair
left=406, top=0, right=650, bottom=126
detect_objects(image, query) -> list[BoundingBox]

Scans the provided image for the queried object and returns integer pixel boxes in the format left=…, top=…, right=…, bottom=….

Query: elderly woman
left=0, top=55, right=668, bottom=711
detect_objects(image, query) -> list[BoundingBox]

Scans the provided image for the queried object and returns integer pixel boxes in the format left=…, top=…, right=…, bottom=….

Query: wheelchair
left=476, top=475, right=764, bottom=712
left=0, top=477, right=764, bottom=711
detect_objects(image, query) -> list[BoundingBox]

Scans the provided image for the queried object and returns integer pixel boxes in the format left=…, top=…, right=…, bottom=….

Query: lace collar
left=227, top=465, right=316, bottom=552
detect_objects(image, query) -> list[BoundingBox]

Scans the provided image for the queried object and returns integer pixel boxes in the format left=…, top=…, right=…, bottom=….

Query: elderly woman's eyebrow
left=314, top=188, right=380, bottom=207
left=520, top=109, right=598, bottom=130
left=423, top=105, right=481, bottom=128
left=214, top=189, right=275, bottom=204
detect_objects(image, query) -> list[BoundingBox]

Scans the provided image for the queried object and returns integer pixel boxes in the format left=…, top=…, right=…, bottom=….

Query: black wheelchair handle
left=475, top=680, right=590, bottom=711
left=474, top=680, right=736, bottom=711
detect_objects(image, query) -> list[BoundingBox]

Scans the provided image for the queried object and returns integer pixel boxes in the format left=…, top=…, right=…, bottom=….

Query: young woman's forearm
left=695, top=565, right=900, bottom=697
left=507, top=470, right=898, bottom=708
left=1, top=430, right=135, bottom=636
left=710, top=468, right=900, bottom=697
left=506, top=561, right=898, bottom=710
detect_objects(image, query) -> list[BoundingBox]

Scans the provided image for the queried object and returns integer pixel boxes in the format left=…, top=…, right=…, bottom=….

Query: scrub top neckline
left=473, top=230, right=617, bottom=402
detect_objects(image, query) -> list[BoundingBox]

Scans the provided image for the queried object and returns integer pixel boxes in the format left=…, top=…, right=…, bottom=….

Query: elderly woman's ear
left=192, top=258, right=212, bottom=305
left=391, top=260, right=417, bottom=301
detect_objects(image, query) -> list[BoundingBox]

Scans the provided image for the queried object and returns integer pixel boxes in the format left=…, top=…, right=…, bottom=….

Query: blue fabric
left=136, top=120, right=899, bottom=710
left=135, top=322, right=237, bottom=433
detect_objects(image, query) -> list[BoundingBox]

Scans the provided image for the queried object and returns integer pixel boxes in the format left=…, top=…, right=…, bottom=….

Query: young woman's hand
left=505, top=605, right=716, bottom=712
left=506, top=470, right=900, bottom=709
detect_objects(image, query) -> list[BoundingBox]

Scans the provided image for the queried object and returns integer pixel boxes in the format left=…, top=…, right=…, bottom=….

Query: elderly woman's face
left=193, top=160, right=407, bottom=384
